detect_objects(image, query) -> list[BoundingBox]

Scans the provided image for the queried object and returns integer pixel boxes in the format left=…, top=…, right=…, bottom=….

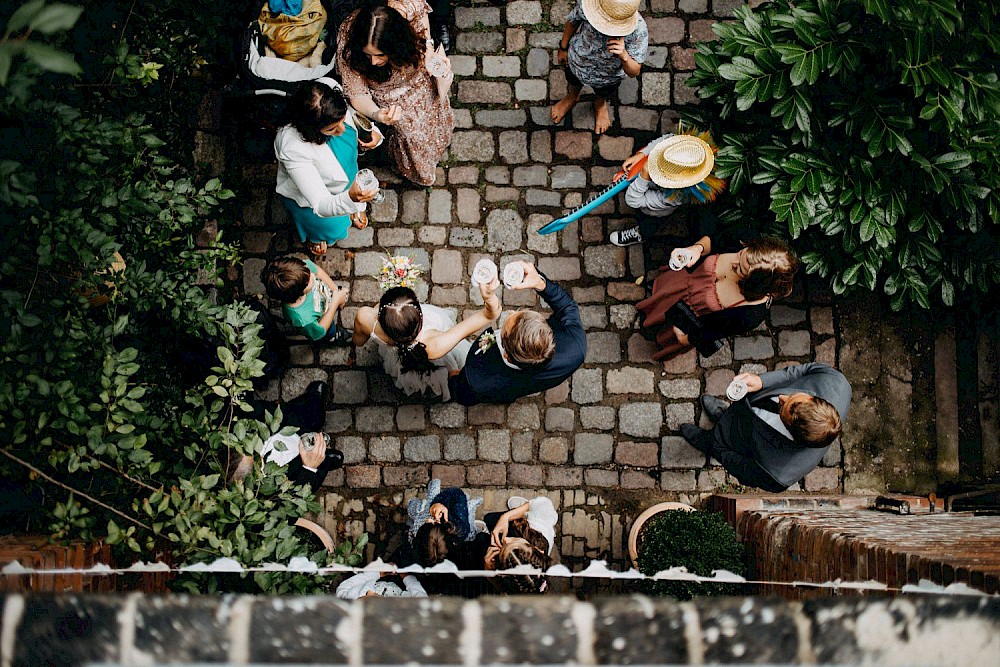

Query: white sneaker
left=507, top=496, right=529, bottom=510
left=473, top=519, right=487, bottom=533
left=610, top=225, right=643, bottom=246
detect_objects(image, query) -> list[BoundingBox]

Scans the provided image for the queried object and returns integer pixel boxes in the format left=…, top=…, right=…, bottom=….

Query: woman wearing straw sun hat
left=611, top=128, right=727, bottom=247
left=551, top=0, right=648, bottom=134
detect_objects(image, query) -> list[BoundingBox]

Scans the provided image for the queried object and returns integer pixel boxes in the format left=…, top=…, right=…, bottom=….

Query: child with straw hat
left=611, top=128, right=727, bottom=247
left=551, top=0, right=648, bottom=134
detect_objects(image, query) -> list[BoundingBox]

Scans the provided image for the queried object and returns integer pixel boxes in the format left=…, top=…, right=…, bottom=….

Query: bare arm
left=423, top=279, right=501, bottom=359
left=353, top=306, right=376, bottom=347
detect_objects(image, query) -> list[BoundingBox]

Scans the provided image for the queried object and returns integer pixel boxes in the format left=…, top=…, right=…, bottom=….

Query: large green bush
left=636, top=510, right=746, bottom=600
left=0, top=1, right=361, bottom=593
left=687, top=0, right=999, bottom=310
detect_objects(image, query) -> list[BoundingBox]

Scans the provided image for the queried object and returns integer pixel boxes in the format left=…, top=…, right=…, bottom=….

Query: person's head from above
left=413, top=521, right=457, bottom=567
left=343, top=2, right=424, bottom=82
left=500, top=310, right=556, bottom=369
left=490, top=537, right=551, bottom=594
left=288, top=80, right=349, bottom=145
left=647, top=134, right=714, bottom=189
left=377, top=286, right=439, bottom=375
left=261, top=256, right=313, bottom=304
left=778, top=392, right=841, bottom=448
left=732, top=236, right=798, bottom=302
left=581, top=0, right=642, bottom=37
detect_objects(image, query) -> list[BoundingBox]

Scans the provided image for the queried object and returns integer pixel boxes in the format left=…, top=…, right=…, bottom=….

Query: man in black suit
left=680, top=363, right=851, bottom=492
left=449, top=261, right=586, bottom=406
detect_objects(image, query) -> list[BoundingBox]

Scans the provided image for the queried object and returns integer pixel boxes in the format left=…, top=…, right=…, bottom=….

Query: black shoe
left=324, top=448, right=344, bottom=470
left=432, top=23, right=451, bottom=53
left=610, top=225, right=643, bottom=247
left=680, top=424, right=713, bottom=455
left=305, top=381, right=328, bottom=400
left=701, top=395, right=729, bottom=422
left=327, top=327, right=353, bottom=346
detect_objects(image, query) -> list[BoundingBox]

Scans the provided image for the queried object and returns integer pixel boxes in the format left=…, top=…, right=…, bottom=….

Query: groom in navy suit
left=449, top=261, right=586, bottom=406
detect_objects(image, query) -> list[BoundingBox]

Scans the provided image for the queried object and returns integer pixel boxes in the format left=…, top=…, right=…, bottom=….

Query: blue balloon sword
left=537, top=154, right=649, bottom=235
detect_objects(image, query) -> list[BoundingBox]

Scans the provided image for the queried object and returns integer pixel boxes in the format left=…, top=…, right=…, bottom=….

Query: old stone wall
left=4, top=593, right=999, bottom=665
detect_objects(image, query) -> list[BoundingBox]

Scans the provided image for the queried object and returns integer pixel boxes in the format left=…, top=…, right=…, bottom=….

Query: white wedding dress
left=367, top=304, right=472, bottom=401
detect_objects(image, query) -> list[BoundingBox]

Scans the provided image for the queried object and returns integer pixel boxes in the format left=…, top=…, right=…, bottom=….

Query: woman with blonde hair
left=637, top=229, right=798, bottom=362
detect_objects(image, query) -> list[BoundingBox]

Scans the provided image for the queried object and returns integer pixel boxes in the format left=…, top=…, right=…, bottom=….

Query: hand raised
left=734, top=372, right=763, bottom=393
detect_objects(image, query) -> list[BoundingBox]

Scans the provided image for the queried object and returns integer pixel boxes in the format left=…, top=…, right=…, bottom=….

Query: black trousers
left=428, top=0, right=451, bottom=30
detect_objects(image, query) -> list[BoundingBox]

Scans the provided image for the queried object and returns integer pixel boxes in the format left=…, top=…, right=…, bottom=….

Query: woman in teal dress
left=274, top=78, right=382, bottom=255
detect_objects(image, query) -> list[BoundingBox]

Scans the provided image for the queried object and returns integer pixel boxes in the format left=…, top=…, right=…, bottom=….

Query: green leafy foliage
left=0, top=1, right=83, bottom=87
left=687, top=0, right=1000, bottom=310
left=0, top=2, right=362, bottom=594
left=636, top=510, right=746, bottom=601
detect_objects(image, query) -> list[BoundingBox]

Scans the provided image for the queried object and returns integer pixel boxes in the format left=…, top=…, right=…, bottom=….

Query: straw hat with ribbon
left=581, top=0, right=641, bottom=37
left=647, top=134, right=715, bottom=189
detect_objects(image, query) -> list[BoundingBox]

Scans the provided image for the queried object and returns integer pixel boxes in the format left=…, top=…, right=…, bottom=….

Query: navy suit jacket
left=448, top=277, right=586, bottom=406
left=712, top=363, right=852, bottom=491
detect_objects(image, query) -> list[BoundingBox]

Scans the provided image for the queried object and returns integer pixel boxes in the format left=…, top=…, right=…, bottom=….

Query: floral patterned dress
left=337, top=0, right=454, bottom=186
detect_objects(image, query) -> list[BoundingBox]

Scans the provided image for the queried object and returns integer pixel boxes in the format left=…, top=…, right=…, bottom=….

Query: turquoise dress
left=281, top=124, right=359, bottom=244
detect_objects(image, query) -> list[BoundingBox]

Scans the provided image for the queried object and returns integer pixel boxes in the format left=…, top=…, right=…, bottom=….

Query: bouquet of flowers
left=375, top=254, right=424, bottom=292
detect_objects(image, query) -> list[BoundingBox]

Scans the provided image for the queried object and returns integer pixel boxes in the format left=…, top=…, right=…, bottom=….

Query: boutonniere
left=475, top=331, right=497, bottom=355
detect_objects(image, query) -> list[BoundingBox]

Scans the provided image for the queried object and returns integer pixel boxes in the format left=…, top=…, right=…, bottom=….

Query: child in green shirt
left=261, top=256, right=351, bottom=344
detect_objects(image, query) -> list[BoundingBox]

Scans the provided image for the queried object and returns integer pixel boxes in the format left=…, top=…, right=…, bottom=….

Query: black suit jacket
left=448, top=277, right=586, bottom=406
left=712, top=363, right=852, bottom=491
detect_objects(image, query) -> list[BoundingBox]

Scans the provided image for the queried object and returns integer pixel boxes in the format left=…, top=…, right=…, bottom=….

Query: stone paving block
left=621, top=470, right=657, bottom=489
left=573, top=286, right=605, bottom=303
left=537, top=257, right=581, bottom=281
left=485, top=165, right=510, bottom=183
left=459, top=80, right=512, bottom=104
left=369, top=435, right=402, bottom=462
left=620, top=402, right=663, bottom=438
left=805, top=467, right=840, bottom=491
left=584, top=245, right=627, bottom=278
left=626, top=334, right=657, bottom=363
left=645, top=46, right=670, bottom=69
left=815, top=337, right=836, bottom=366
left=665, top=402, right=695, bottom=431
left=585, top=332, right=622, bottom=363
left=432, top=464, right=466, bottom=487
left=526, top=189, right=562, bottom=207
left=479, top=429, right=512, bottom=461
left=324, top=409, right=352, bottom=434
left=455, top=189, right=481, bottom=226
left=356, top=405, right=395, bottom=433
left=469, top=404, right=506, bottom=425
left=450, top=56, right=477, bottom=77
left=690, top=19, right=719, bottom=42
left=545, top=407, right=575, bottom=432
left=607, top=367, right=656, bottom=394
left=508, top=404, right=541, bottom=430
left=697, top=468, right=728, bottom=491
left=539, top=437, right=569, bottom=463
left=734, top=336, right=775, bottom=360
left=243, top=258, right=266, bottom=295
left=486, top=209, right=524, bottom=252
left=811, top=306, right=835, bottom=335
left=515, top=79, right=547, bottom=101
left=618, top=76, right=638, bottom=105
left=555, top=131, right=593, bottom=159
left=450, top=227, right=486, bottom=247
left=530, top=131, right=552, bottom=162
left=404, top=435, right=440, bottom=462
left=580, top=405, right=616, bottom=430
left=598, top=136, right=634, bottom=161
left=332, top=370, right=367, bottom=404
left=455, top=7, right=500, bottom=28
left=619, top=106, right=661, bottom=131
left=290, top=344, right=315, bottom=366
left=585, top=469, right=619, bottom=487
left=659, top=378, right=701, bottom=399
left=509, top=463, right=545, bottom=486
left=770, top=305, right=806, bottom=326
left=779, top=330, right=811, bottom=356
left=642, top=72, right=672, bottom=106
left=507, top=0, right=543, bottom=24
left=444, top=434, right=476, bottom=461
left=451, top=131, right=496, bottom=162
left=713, top=0, right=744, bottom=17
left=431, top=249, right=464, bottom=284
left=468, top=463, right=506, bottom=486
left=529, top=32, right=560, bottom=48
left=336, top=436, right=365, bottom=465
left=661, top=469, right=697, bottom=491
left=579, top=305, right=609, bottom=330
left=574, top=433, right=613, bottom=465
left=699, top=341, right=733, bottom=367
left=661, top=435, right=708, bottom=469
left=281, top=368, right=328, bottom=401
left=382, top=465, right=429, bottom=487
left=610, top=304, right=638, bottom=329
left=396, top=404, right=426, bottom=431
left=499, top=130, right=529, bottom=163
left=449, top=166, right=479, bottom=184
left=551, top=165, right=587, bottom=189
left=616, top=441, right=659, bottom=467
left=428, top=189, right=452, bottom=224
left=548, top=467, right=583, bottom=487
left=452, top=108, right=474, bottom=128
left=476, top=109, right=527, bottom=128
left=511, top=432, right=533, bottom=462
left=506, top=27, right=526, bottom=52
left=546, top=380, right=570, bottom=404
left=526, top=48, right=549, bottom=77
left=514, top=166, right=548, bottom=187
left=678, top=0, right=709, bottom=11
left=609, top=281, right=646, bottom=301
left=399, top=190, right=427, bottom=224
left=377, top=228, right=415, bottom=247
left=674, top=72, right=699, bottom=105
left=346, top=465, right=381, bottom=488
left=430, top=403, right=465, bottom=428
left=456, top=32, right=504, bottom=54
left=430, top=283, right=464, bottom=305
left=483, top=55, right=522, bottom=78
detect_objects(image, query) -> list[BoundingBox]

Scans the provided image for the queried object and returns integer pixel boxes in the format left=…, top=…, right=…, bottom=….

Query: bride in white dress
left=352, top=280, right=500, bottom=401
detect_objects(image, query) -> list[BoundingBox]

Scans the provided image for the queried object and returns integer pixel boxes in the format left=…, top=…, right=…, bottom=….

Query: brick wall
left=737, top=509, right=1000, bottom=597
left=2, top=593, right=999, bottom=665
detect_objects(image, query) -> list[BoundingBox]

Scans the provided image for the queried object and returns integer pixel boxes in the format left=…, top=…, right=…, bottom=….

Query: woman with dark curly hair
left=274, top=78, right=383, bottom=255
left=337, top=0, right=454, bottom=185
left=352, top=278, right=500, bottom=401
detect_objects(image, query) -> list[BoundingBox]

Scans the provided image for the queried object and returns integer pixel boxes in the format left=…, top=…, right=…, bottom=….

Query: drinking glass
left=355, top=168, right=385, bottom=204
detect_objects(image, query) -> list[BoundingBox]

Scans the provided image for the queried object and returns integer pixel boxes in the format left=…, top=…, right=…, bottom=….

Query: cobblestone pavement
left=229, top=0, right=841, bottom=569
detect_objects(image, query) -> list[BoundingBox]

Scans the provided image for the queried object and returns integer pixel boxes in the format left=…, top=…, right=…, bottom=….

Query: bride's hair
left=378, top=287, right=437, bottom=375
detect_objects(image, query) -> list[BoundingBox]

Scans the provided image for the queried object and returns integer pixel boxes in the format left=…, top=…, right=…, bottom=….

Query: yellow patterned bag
left=258, top=0, right=328, bottom=62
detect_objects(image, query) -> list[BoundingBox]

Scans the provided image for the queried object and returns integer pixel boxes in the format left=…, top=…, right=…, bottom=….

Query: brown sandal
left=306, top=240, right=328, bottom=256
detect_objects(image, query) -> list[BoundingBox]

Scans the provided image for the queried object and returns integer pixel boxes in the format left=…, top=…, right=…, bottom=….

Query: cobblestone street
left=230, top=0, right=843, bottom=569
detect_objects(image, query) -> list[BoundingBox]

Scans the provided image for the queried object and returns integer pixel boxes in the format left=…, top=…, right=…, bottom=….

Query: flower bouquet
left=375, top=254, right=424, bottom=291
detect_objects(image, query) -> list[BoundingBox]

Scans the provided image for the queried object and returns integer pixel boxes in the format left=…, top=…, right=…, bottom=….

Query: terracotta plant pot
left=628, top=501, right=695, bottom=569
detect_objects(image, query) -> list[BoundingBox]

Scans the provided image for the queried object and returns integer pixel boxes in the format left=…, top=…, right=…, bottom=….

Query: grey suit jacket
left=714, top=363, right=852, bottom=489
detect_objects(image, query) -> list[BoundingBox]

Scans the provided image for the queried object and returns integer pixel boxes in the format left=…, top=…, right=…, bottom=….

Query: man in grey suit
left=680, top=362, right=851, bottom=492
